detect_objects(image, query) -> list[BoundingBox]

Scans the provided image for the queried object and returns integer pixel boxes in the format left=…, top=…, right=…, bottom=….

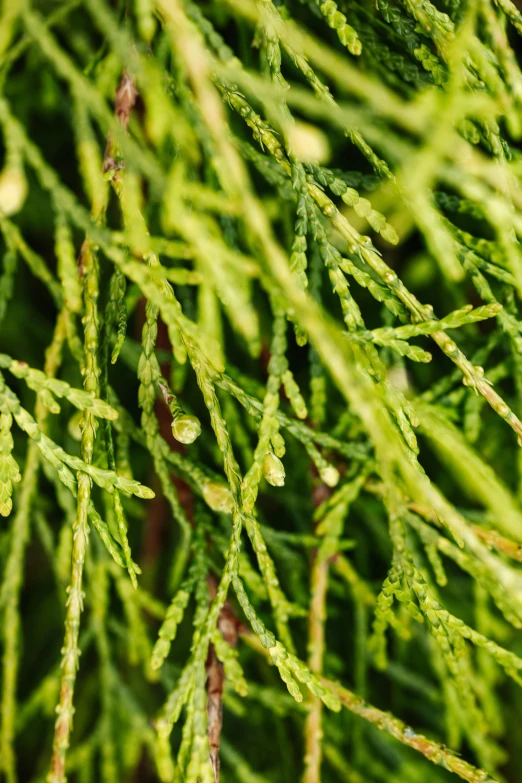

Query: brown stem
left=205, top=574, right=242, bottom=782
left=206, top=644, right=224, bottom=782
left=103, top=70, right=138, bottom=173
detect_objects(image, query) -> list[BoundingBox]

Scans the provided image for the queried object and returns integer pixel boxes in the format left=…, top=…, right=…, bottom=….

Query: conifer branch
left=4, top=1, right=522, bottom=780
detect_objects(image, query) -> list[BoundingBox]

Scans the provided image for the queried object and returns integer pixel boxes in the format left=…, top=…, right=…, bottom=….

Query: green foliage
left=4, top=1, right=522, bottom=782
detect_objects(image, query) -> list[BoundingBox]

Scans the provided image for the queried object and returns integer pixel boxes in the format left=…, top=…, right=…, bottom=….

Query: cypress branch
left=4, top=1, right=522, bottom=781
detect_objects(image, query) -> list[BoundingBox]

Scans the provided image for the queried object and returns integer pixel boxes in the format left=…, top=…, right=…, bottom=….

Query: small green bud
left=171, top=413, right=201, bottom=444
left=202, top=480, right=234, bottom=513
left=262, top=451, right=285, bottom=487
left=319, top=464, right=340, bottom=487
left=0, top=167, right=27, bottom=216
left=288, top=122, right=330, bottom=164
